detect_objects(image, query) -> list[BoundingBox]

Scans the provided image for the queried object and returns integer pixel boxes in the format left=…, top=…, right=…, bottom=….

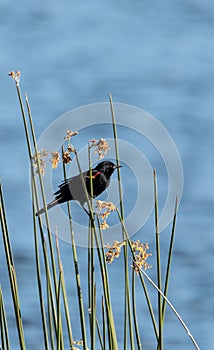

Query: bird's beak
left=114, top=165, right=122, bottom=169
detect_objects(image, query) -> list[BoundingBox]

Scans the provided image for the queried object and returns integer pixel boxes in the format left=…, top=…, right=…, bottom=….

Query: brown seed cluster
left=71, top=339, right=89, bottom=350
left=72, top=339, right=89, bottom=350
left=62, top=151, right=72, bottom=164
left=64, top=129, right=79, bottom=141
left=8, top=71, right=21, bottom=86
left=32, top=149, right=49, bottom=175
left=96, top=200, right=116, bottom=230
left=50, top=152, right=60, bottom=169
left=105, top=240, right=126, bottom=263
left=104, top=239, right=152, bottom=273
left=130, top=241, right=152, bottom=273
left=33, top=149, right=61, bottom=175
left=32, top=130, right=78, bottom=174
left=89, top=138, right=110, bottom=159
left=63, top=130, right=78, bottom=164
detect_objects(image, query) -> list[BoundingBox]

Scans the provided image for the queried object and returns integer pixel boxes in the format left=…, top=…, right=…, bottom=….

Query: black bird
left=36, top=160, right=121, bottom=216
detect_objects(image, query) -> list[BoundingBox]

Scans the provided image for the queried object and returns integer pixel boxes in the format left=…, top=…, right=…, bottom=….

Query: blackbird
left=36, top=160, right=121, bottom=216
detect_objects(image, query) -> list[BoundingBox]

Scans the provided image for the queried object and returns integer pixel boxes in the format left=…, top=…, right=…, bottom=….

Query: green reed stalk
left=15, top=84, right=32, bottom=159
left=87, top=145, right=96, bottom=350
left=109, top=94, right=123, bottom=216
left=0, top=184, right=26, bottom=350
left=89, top=225, right=96, bottom=348
left=25, top=94, right=58, bottom=297
left=93, top=283, right=97, bottom=349
left=32, top=183, right=57, bottom=349
left=79, top=177, right=118, bottom=350
left=25, top=93, right=65, bottom=347
left=96, top=317, right=104, bottom=350
left=31, top=175, right=49, bottom=350
left=74, top=146, right=96, bottom=349
left=47, top=283, right=55, bottom=350
left=26, top=87, right=64, bottom=347
left=138, top=273, right=159, bottom=340
left=132, top=271, right=143, bottom=349
left=0, top=286, right=10, bottom=350
left=62, top=159, right=88, bottom=350
left=15, top=77, right=53, bottom=349
left=56, top=270, right=63, bottom=350
left=67, top=213, right=88, bottom=350
left=14, top=82, right=60, bottom=338
left=102, top=296, right=106, bottom=350
left=154, top=170, right=163, bottom=350
left=95, top=216, right=118, bottom=348
left=34, top=198, right=60, bottom=347
left=109, top=94, right=134, bottom=350
left=116, top=208, right=159, bottom=340
left=55, top=224, right=74, bottom=349
left=132, top=259, right=201, bottom=350
left=46, top=251, right=59, bottom=347
left=162, top=196, right=178, bottom=321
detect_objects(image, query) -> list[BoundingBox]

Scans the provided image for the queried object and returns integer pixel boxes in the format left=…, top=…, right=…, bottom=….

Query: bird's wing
left=55, top=171, right=87, bottom=193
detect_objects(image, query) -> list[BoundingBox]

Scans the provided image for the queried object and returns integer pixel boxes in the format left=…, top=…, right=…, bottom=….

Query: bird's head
left=95, top=160, right=122, bottom=178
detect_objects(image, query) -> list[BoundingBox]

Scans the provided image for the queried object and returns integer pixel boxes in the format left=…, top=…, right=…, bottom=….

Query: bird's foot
left=82, top=206, right=96, bottom=220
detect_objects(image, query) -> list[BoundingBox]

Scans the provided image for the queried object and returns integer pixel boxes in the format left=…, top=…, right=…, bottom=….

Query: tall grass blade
left=154, top=170, right=163, bottom=350
left=96, top=317, right=104, bottom=350
left=109, top=94, right=134, bottom=350
left=116, top=208, right=158, bottom=339
left=55, top=227, right=74, bottom=349
left=47, top=282, right=55, bottom=350
left=102, top=296, right=106, bottom=350
left=56, top=270, right=64, bottom=350
left=0, top=286, right=10, bottom=350
left=15, top=85, right=32, bottom=158
left=31, top=175, right=49, bottom=350
left=132, top=270, right=142, bottom=349
left=131, top=258, right=201, bottom=350
left=96, top=216, right=118, bottom=348
left=25, top=94, right=58, bottom=296
left=0, top=184, right=26, bottom=350
left=62, top=159, right=88, bottom=350
left=162, top=196, right=178, bottom=320
left=87, top=145, right=96, bottom=349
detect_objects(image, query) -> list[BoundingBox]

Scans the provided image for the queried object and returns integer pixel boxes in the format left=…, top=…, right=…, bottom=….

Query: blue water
left=0, top=0, right=214, bottom=349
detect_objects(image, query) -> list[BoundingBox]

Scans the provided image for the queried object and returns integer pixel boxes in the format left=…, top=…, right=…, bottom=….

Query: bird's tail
left=36, top=199, right=60, bottom=216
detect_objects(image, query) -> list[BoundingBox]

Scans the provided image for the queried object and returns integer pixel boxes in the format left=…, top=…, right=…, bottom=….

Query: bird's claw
left=82, top=206, right=96, bottom=220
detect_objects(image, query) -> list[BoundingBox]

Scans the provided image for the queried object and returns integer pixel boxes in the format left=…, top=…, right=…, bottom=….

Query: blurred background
left=0, top=0, right=213, bottom=349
